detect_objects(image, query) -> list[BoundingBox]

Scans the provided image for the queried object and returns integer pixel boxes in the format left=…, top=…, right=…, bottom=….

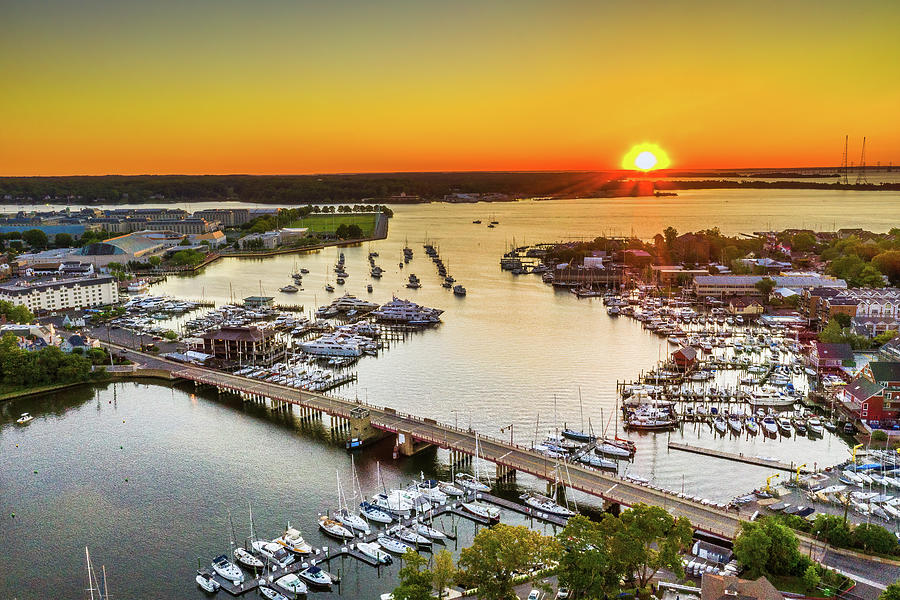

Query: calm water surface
left=4, top=191, right=899, bottom=598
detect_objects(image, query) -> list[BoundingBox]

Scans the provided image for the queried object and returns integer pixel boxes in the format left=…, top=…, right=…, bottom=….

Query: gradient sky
left=2, top=0, right=899, bottom=175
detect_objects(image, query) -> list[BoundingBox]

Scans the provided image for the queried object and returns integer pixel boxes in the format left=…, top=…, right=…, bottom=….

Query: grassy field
left=286, top=213, right=377, bottom=237
left=0, top=381, right=91, bottom=401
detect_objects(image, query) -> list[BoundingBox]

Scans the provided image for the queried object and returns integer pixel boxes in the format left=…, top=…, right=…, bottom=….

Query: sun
left=622, top=143, right=671, bottom=171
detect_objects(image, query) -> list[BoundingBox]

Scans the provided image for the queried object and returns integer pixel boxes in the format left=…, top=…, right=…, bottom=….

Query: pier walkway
left=667, top=441, right=806, bottom=473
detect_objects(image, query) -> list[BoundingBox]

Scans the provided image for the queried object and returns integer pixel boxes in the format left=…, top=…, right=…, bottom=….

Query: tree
left=792, top=232, right=817, bottom=252
left=852, top=523, right=897, bottom=554
left=872, top=251, right=900, bottom=285
left=880, top=582, right=900, bottom=600
left=754, top=277, right=776, bottom=300
left=393, top=551, right=433, bottom=600
left=733, top=518, right=802, bottom=578
left=22, top=228, right=49, bottom=249
left=872, top=430, right=888, bottom=443
left=458, top=524, right=559, bottom=600
left=0, top=300, right=34, bottom=324
left=557, top=515, right=624, bottom=599
left=148, top=256, right=162, bottom=267
left=600, top=503, right=693, bottom=589
left=431, top=549, right=457, bottom=598
left=811, top=514, right=852, bottom=547
left=803, top=564, right=821, bottom=592
left=833, top=313, right=852, bottom=328
left=663, top=226, right=678, bottom=248
left=54, top=233, right=74, bottom=247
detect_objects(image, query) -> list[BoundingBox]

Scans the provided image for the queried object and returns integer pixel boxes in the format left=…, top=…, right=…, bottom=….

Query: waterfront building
left=841, top=362, right=900, bottom=425
left=199, top=326, right=283, bottom=365
left=649, top=265, right=710, bottom=287
left=193, top=208, right=251, bottom=227
left=188, top=230, right=227, bottom=248
left=693, top=274, right=846, bottom=299
left=243, top=296, right=275, bottom=309
left=78, top=231, right=172, bottom=266
left=0, top=275, right=119, bottom=312
left=726, top=296, right=764, bottom=316
left=806, top=341, right=852, bottom=372
left=142, top=218, right=218, bottom=235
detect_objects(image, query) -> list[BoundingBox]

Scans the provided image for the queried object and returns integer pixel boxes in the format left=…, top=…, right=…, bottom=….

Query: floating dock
left=667, top=441, right=807, bottom=473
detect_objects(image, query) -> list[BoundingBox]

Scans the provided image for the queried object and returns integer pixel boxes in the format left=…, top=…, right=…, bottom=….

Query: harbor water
left=3, top=190, right=900, bottom=598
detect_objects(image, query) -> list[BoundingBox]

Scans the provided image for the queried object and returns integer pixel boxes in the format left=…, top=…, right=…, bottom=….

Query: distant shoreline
left=0, top=172, right=897, bottom=207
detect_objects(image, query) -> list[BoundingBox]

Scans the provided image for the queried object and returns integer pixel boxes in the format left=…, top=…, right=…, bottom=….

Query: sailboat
left=455, top=433, right=491, bottom=492
left=561, top=389, right=594, bottom=442
left=333, top=469, right=371, bottom=534
left=85, top=547, right=116, bottom=600
left=230, top=510, right=264, bottom=570
left=358, top=458, right=394, bottom=523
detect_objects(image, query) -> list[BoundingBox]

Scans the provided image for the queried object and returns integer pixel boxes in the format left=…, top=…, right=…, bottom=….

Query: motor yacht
left=298, top=565, right=332, bottom=588
left=196, top=571, right=220, bottom=592
left=274, top=526, right=312, bottom=555
left=275, top=573, right=308, bottom=596
left=357, top=541, right=393, bottom=564
left=251, top=540, right=295, bottom=568
left=462, top=501, right=500, bottom=522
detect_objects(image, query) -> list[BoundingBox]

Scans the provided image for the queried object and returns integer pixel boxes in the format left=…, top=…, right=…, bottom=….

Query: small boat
left=778, top=417, right=793, bottom=435
left=713, top=416, right=728, bottom=434
left=279, top=285, right=299, bottom=293
left=275, top=573, right=308, bottom=596
left=234, top=547, right=264, bottom=570
left=462, top=500, right=501, bottom=522
left=325, top=284, right=335, bottom=292
left=259, top=587, right=290, bottom=600
left=596, top=442, right=633, bottom=459
left=455, top=472, right=490, bottom=492
left=472, top=220, right=482, bottom=224
left=367, top=284, right=373, bottom=293
left=438, top=481, right=465, bottom=497
left=357, top=541, right=393, bottom=565
left=360, top=501, right=394, bottom=524
left=521, top=492, right=575, bottom=517
left=318, top=516, right=354, bottom=540
left=728, top=416, right=743, bottom=434
left=808, top=418, right=825, bottom=435
left=336, top=277, right=346, bottom=285
left=415, top=523, right=448, bottom=540
left=298, top=565, right=332, bottom=588
left=389, top=525, right=431, bottom=547
left=761, top=416, right=779, bottom=436
left=196, top=571, right=220, bottom=592
left=561, top=428, right=594, bottom=443
left=578, top=454, right=618, bottom=470
left=335, top=508, right=370, bottom=535
left=453, top=284, right=467, bottom=296
left=377, top=534, right=413, bottom=554
left=211, top=554, right=244, bottom=583
left=745, top=418, right=759, bottom=434
left=824, top=421, right=838, bottom=432
left=300, top=268, right=310, bottom=274
left=16, top=413, right=34, bottom=425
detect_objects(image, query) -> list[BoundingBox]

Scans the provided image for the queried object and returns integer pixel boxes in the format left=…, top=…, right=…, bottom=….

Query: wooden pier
left=667, top=441, right=807, bottom=473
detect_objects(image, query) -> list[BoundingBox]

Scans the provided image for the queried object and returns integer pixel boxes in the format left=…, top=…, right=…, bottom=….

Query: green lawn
left=286, top=213, right=377, bottom=237
left=0, top=381, right=90, bottom=401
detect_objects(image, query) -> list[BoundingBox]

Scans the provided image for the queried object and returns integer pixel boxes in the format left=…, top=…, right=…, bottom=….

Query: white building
left=0, top=276, right=119, bottom=312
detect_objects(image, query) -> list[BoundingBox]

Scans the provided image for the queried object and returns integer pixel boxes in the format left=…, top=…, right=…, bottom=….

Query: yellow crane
left=795, top=463, right=807, bottom=484
left=765, top=473, right=780, bottom=493
left=851, top=443, right=863, bottom=464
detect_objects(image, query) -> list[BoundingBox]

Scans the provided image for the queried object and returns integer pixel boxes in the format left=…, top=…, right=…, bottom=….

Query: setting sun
left=623, top=143, right=671, bottom=171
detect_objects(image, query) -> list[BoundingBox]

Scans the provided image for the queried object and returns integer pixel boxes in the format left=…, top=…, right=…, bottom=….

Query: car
left=527, top=591, right=541, bottom=600
left=556, top=588, right=570, bottom=599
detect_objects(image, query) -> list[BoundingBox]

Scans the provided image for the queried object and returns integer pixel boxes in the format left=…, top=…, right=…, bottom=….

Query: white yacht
left=298, top=565, right=332, bottom=588
left=415, top=522, right=448, bottom=540
left=462, top=501, right=501, bottom=522
left=521, top=492, right=575, bottom=517
left=251, top=540, right=295, bottom=568
left=455, top=472, right=490, bottom=493
left=335, top=508, right=371, bottom=534
left=377, top=534, right=413, bottom=554
left=259, top=587, right=290, bottom=600
left=387, top=525, right=431, bottom=547
left=211, top=554, right=244, bottom=583
left=360, top=501, right=394, bottom=524
left=196, top=571, right=220, bottom=592
left=234, top=547, right=264, bottom=570
left=318, top=516, right=354, bottom=540
left=357, top=541, right=393, bottom=565
left=16, top=413, right=34, bottom=425
left=274, top=526, right=312, bottom=555
left=371, top=297, right=443, bottom=324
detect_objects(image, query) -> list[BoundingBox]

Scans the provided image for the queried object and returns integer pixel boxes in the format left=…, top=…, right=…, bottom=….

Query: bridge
left=100, top=343, right=899, bottom=595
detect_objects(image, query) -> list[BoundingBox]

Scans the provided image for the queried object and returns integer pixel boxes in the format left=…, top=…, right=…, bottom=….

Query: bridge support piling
left=495, top=464, right=516, bottom=481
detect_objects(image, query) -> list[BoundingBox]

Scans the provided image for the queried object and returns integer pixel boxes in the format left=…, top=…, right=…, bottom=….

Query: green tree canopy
left=431, top=549, right=457, bottom=598
left=754, top=277, right=776, bottom=299
left=458, top=523, right=559, bottom=600
left=557, top=514, right=625, bottom=599
left=733, top=518, right=803, bottom=578
left=393, top=551, right=433, bottom=600
left=22, top=228, right=49, bottom=249
left=0, top=300, right=34, bottom=324
left=54, top=232, right=74, bottom=247
left=880, top=582, right=900, bottom=600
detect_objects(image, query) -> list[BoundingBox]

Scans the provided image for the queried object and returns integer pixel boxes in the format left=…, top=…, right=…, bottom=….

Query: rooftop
left=813, top=342, right=853, bottom=360
left=869, top=361, right=900, bottom=382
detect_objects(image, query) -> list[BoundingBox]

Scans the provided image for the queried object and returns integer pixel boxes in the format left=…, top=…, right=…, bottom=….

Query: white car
left=556, top=589, right=570, bottom=599
left=527, top=591, right=541, bottom=600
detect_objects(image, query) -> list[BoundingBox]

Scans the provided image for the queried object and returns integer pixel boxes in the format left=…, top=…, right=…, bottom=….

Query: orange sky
left=1, top=1, right=898, bottom=176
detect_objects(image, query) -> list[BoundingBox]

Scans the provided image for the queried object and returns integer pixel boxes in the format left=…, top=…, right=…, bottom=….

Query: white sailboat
left=333, top=469, right=370, bottom=534
left=357, top=541, right=393, bottom=564
left=455, top=433, right=490, bottom=492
